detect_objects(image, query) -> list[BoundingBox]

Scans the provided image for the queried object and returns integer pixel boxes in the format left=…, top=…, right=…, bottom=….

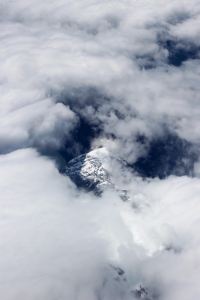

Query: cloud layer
left=1, top=0, right=200, bottom=159
left=0, top=0, right=200, bottom=299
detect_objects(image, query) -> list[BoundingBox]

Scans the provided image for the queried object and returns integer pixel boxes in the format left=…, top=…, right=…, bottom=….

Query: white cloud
left=0, top=0, right=200, bottom=299
left=1, top=149, right=200, bottom=299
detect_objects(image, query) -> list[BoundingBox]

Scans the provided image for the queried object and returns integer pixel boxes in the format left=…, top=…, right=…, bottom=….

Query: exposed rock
left=65, top=147, right=130, bottom=200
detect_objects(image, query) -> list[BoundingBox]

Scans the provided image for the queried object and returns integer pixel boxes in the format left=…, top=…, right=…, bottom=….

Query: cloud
left=0, top=0, right=200, bottom=299
left=1, top=149, right=200, bottom=299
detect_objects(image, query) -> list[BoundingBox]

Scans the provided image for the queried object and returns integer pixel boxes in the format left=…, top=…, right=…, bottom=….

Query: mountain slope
left=65, top=147, right=129, bottom=200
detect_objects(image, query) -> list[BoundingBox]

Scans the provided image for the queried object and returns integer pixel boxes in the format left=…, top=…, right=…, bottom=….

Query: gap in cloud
left=38, top=112, right=103, bottom=174
left=57, top=114, right=102, bottom=173
left=137, top=37, right=200, bottom=69
left=133, top=132, right=198, bottom=179
left=59, top=86, right=111, bottom=111
left=49, top=87, right=108, bottom=172
left=162, top=39, right=200, bottom=66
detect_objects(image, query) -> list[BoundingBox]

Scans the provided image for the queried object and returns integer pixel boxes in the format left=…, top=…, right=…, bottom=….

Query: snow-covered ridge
left=65, top=147, right=129, bottom=200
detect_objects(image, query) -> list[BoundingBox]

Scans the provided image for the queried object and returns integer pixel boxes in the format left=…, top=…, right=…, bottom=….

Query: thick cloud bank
left=0, top=0, right=200, bottom=299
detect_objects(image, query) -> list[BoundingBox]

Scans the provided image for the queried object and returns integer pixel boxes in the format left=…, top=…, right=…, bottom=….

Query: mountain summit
left=65, top=147, right=129, bottom=200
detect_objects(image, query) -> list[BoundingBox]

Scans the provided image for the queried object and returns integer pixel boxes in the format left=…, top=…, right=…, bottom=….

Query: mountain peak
left=65, top=148, right=129, bottom=200
left=65, top=147, right=113, bottom=193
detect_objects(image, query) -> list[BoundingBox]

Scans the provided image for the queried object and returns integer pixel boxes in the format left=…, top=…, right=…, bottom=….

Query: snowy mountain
left=65, top=147, right=129, bottom=200
left=64, top=148, right=171, bottom=299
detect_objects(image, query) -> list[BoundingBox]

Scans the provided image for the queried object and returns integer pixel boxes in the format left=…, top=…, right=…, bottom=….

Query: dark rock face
left=132, top=284, right=157, bottom=300
left=110, top=266, right=158, bottom=300
left=65, top=150, right=112, bottom=193
left=65, top=132, right=198, bottom=193
left=65, top=148, right=130, bottom=200
left=133, top=285, right=150, bottom=299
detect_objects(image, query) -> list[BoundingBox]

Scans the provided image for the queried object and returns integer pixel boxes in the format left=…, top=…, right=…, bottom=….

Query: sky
left=0, top=0, right=200, bottom=299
